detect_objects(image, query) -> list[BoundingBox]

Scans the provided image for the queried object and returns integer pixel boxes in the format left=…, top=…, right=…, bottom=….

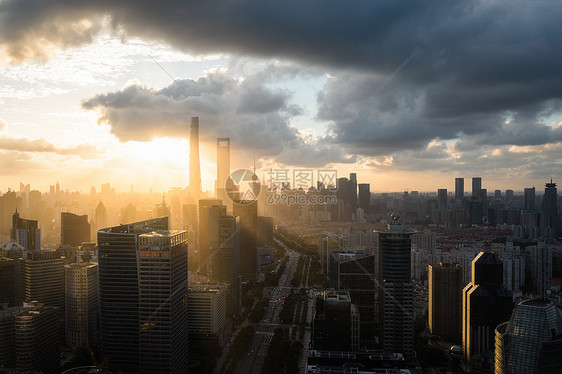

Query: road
left=234, top=240, right=301, bottom=374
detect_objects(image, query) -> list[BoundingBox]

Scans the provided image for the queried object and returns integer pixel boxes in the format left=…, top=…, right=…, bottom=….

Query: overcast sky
left=0, top=0, right=561, bottom=192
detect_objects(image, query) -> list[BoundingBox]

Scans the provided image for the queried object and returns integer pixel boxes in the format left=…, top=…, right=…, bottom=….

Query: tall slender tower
left=217, top=138, right=230, bottom=191
left=377, top=211, right=414, bottom=360
left=541, top=179, right=559, bottom=238
left=189, top=117, right=202, bottom=201
left=455, top=178, right=464, bottom=202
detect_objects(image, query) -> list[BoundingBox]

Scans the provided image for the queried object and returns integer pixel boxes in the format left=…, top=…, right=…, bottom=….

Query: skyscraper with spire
left=189, top=117, right=202, bottom=201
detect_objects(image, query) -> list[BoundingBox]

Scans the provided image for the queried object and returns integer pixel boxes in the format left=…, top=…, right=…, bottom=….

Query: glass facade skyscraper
left=495, top=299, right=562, bottom=374
left=97, top=217, right=169, bottom=373
left=377, top=212, right=414, bottom=360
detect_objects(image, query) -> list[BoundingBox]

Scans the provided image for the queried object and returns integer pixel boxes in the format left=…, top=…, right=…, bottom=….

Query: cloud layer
left=1, top=0, right=562, bottom=181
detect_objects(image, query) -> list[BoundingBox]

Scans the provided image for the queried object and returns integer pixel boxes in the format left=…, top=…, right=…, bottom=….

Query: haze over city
left=1, top=0, right=561, bottom=193
left=1, top=2, right=562, bottom=374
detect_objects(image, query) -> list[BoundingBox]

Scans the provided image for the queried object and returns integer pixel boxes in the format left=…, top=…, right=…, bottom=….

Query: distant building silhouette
left=189, top=117, right=202, bottom=201
left=541, top=179, right=559, bottom=238
left=233, top=201, right=258, bottom=281
left=198, top=198, right=222, bottom=274
left=61, top=212, right=90, bottom=247
left=11, top=211, right=40, bottom=251
left=524, top=187, right=535, bottom=211
left=208, top=204, right=241, bottom=316
left=472, top=177, right=482, bottom=199
left=455, top=178, right=464, bottom=202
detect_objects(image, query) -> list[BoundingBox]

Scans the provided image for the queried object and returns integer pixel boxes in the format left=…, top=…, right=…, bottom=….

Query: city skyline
left=1, top=2, right=561, bottom=193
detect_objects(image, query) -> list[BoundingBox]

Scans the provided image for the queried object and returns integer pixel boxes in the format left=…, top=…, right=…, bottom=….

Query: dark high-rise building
left=455, top=178, right=464, bottom=202
left=65, top=262, right=99, bottom=350
left=11, top=211, right=40, bottom=251
left=312, top=291, right=360, bottom=352
left=541, top=180, right=559, bottom=238
left=208, top=204, right=241, bottom=316
left=495, top=299, right=562, bottom=374
left=336, top=176, right=358, bottom=221
left=429, top=263, right=462, bottom=344
left=462, top=252, right=512, bottom=365
left=97, top=217, right=168, bottom=373
left=377, top=211, right=414, bottom=360
left=472, top=177, right=482, bottom=199
left=438, top=189, right=448, bottom=210
left=505, top=189, right=514, bottom=201
left=61, top=212, right=90, bottom=247
left=138, top=231, right=189, bottom=374
left=495, top=189, right=502, bottom=201
left=16, top=250, right=65, bottom=310
left=15, top=302, right=61, bottom=374
left=329, top=251, right=376, bottom=348
left=358, top=183, right=371, bottom=212
left=189, top=117, right=202, bottom=201
left=524, top=187, right=536, bottom=211
left=233, top=201, right=258, bottom=281
left=198, top=199, right=222, bottom=273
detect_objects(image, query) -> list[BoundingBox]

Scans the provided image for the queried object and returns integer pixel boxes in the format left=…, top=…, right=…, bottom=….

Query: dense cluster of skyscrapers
left=0, top=116, right=560, bottom=373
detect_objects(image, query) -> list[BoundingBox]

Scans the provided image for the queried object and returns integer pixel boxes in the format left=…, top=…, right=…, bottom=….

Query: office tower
left=257, top=216, right=274, bottom=246
left=217, top=138, right=230, bottom=192
left=524, top=187, right=535, bottom=211
left=121, top=203, right=137, bottom=224
left=97, top=217, right=168, bottom=373
left=233, top=201, right=258, bottom=281
left=329, top=252, right=376, bottom=348
left=94, top=201, right=107, bottom=230
left=495, top=299, right=562, bottom=374
left=429, top=263, right=462, bottom=344
left=208, top=204, right=241, bottom=315
left=312, top=291, right=360, bottom=352
left=541, top=179, right=559, bottom=238
left=0, top=304, right=27, bottom=368
left=472, top=177, right=482, bottom=198
left=505, top=189, right=514, bottom=201
left=0, top=256, right=15, bottom=306
left=65, top=262, right=98, bottom=349
left=532, top=242, right=552, bottom=299
left=358, top=183, right=371, bottom=212
left=462, top=252, right=512, bottom=364
left=10, top=211, right=40, bottom=251
left=494, top=189, right=502, bottom=200
left=198, top=198, right=222, bottom=273
left=469, top=198, right=483, bottom=225
left=16, top=250, right=65, bottom=310
left=61, top=212, right=90, bottom=247
left=455, top=178, right=464, bottom=202
left=190, top=117, right=202, bottom=201
left=377, top=211, right=414, bottom=360
left=138, top=231, right=189, bottom=374
left=155, top=195, right=171, bottom=218
left=336, top=177, right=358, bottom=221
left=438, top=189, right=448, bottom=210
left=15, top=302, right=60, bottom=374
left=187, top=284, right=228, bottom=346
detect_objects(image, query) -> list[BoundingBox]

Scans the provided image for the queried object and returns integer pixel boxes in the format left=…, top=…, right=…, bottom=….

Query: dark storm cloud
left=3, top=0, right=562, bottom=171
left=82, top=69, right=352, bottom=166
